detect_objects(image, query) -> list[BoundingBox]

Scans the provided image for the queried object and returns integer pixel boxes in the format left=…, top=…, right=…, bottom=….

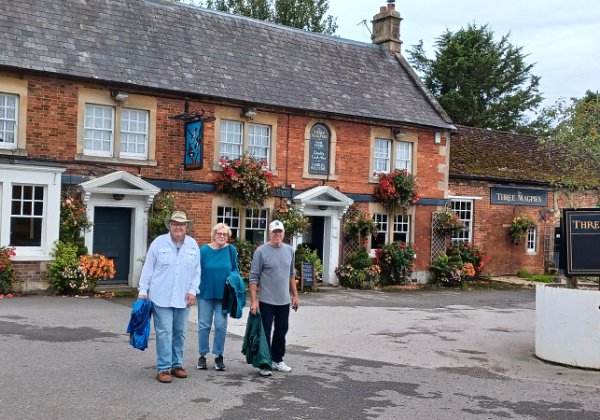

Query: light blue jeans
left=197, top=298, right=228, bottom=356
left=152, top=303, right=190, bottom=373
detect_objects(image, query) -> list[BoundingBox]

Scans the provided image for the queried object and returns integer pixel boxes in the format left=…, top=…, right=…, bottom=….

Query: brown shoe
left=156, top=371, right=172, bottom=383
left=170, top=367, right=188, bottom=378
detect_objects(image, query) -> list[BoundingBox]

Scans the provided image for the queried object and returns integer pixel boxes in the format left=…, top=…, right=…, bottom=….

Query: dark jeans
left=259, top=302, right=290, bottom=364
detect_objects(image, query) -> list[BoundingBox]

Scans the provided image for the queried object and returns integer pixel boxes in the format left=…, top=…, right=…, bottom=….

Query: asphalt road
left=1, top=287, right=599, bottom=419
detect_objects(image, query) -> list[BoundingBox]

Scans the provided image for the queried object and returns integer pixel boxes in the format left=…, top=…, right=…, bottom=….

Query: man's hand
left=291, top=295, right=299, bottom=312
left=185, top=293, right=196, bottom=307
left=138, top=294, right=147, bottom=300
left=250, top=300, right=259, bottom=315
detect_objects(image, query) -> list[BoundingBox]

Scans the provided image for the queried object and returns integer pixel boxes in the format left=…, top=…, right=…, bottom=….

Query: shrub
left=375, top=241, right=415, bottom=285
left=430, top=244, right=479, bottom=287
left=60, top=192, right=92, bottom=256
left=516, top=269, right=533, bottom=278
left=335, top=264, right=380, bottom=290
left=347, top=248, right=372, bottom=270
left=47, top=241, right=81, bottom=294
left=148, top=192, right=175, bottom=242
left=295, top=245, right=323, bottom=281
left=231, top=237, right=256, bottom=283
left=454, top=242, right=488, bottom=275
left=79, top=254, right=116, bottom=291
left=0, top=246, right=16, bottom=294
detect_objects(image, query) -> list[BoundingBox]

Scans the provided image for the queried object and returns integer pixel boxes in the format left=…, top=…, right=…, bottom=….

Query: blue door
left=93, top=207, right=132, bottom=284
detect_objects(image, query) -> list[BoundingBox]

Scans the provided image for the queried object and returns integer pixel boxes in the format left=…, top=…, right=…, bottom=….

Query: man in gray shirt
left=249, top=220, right=299, bottom=376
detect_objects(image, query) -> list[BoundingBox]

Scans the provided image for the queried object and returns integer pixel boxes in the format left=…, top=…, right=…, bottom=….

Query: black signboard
left=301, top=262, right=315, bottom=290
left=562, top=208, right=600, bottom=276
left=308, top=124, right=329, bottom=175
left=490, top=187, right=547, bottom=207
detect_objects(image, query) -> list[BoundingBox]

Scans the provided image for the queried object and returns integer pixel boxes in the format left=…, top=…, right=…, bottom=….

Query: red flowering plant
left=374, top=169, right=419, bottom=214
left=215, top=154, right=274, bottom=208
left=0, top=246, right=16, bottom=293
left=60, top=192, right=92, bottom=255
left=374, top=241, right=415, bottom=285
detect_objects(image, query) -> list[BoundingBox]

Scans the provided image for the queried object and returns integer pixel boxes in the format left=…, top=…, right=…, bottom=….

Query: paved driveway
left=1, top=287, right=599, bottom=419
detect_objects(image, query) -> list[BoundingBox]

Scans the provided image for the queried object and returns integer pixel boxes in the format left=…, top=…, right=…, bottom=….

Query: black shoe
left=215, top=355, right=226, bottom=371
left=196, top=355, right=207, bottom=370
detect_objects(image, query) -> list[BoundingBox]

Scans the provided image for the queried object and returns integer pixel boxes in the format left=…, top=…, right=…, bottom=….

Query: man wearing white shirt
left=138, top=211, right=200, bottom=383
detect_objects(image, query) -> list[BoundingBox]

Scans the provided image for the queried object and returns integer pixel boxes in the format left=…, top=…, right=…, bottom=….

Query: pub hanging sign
left=490, top=187, right=547, bottom=207
left=562, top=208, right=600, bottom=276
left=308, top=123, right=330, bottom=175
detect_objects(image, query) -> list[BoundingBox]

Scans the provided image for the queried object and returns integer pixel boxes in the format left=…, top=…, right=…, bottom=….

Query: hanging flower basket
left=374, top=169, right=419, bottom=214
left=509, top=214, right=536, bottom=245
left=215, top=154, right=274, bottom=208
left=342, top=205, right=378, bottom=243
left=273, top=205, right=310, bottom=238
left=434, top=207, right=465, bottom=237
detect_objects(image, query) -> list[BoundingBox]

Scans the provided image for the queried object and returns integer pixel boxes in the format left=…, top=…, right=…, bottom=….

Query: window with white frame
left=373, top=138, right=413, bottom=174
left=219, top=119, right=272, bottom=165
left=450, top=199, right=473, bottom=243
left=217, top=205, right=268, bottom=244
left=374, top=138, right=391, bottom=173
left=372, top=213, right=388, bottom=249
left=393, top=214, right=411, bottom=243
left=245, top=208, right=269, bottom=244
left=395, top=141, right=413, bottom=172
left=120, top=108, right=149, bottom=158
left=216, top=206, right=240, bottom=239
left=84, top=104, right=149, bottom=159
left=526, top=227, right=537, bottom=253
left=0, top=93, right=18, bottom=148
left=10, top=185, right=44, bottom=246
left=371, top=213, right=411, bottom=250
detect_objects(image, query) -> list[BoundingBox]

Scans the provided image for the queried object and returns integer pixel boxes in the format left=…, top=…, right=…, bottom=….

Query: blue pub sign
left=561, top=209, right=600, bottom=276
left=490, top=187, right=547, bottom=207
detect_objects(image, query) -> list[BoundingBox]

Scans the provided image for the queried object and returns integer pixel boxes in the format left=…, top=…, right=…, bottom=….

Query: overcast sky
left=327, top=0, right=600, bottom=109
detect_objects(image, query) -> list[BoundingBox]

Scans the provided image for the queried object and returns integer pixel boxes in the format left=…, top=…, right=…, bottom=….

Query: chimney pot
left=380, top=6, right=386, bottom=13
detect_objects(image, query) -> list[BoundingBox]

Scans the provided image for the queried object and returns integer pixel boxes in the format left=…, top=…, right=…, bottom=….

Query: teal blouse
left=199, top=244, right=236, bottom=299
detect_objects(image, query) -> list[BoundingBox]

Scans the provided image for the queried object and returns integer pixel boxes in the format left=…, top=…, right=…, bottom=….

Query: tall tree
left=185, top=0, right=337, bottom=35
left=407, top=24, right=543, bottom=131
left=537, top=91, right=600, bottom=190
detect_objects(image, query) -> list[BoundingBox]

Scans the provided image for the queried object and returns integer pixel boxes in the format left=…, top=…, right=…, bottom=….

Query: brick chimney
left=371, top=1, right=402, bottom=54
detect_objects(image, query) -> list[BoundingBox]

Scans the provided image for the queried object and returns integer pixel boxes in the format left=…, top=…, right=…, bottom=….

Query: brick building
left=449, top=126, right=599, bottom=276
left=1, top=0, right=456, bottom=291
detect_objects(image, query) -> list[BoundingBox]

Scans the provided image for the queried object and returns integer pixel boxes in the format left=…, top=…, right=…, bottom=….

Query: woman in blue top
left=197, top=222, right=238, bottom=371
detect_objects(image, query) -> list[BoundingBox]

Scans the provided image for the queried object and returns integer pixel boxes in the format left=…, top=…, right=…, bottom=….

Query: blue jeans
left=197, top=298, right=228, bottom=356
left=259, top=302, right=290, bottom=364
left=152, top=303, right=190, bottom=372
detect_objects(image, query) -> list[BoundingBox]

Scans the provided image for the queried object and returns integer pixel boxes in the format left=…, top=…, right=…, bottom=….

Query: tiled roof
left=450, top=126, right=559, bottom=184
left=0, top=0, right=453, bottom=129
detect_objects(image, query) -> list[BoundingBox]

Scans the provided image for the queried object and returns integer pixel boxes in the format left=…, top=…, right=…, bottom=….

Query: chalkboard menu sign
left=308, top=124, right=329, bottom=175
left=301, top=262, right=315, bottom=290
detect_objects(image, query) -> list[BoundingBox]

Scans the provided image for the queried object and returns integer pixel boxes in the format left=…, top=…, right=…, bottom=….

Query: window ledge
left=302, top=172, right=338, bottom=181
left=75, top=154, right=157, bottom=167
left=212, top=163, right=278, bottom=176
left=0, top=147, right=27, bottom=157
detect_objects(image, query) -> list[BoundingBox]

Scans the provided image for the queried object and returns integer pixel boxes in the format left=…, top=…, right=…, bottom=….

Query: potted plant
left=434, top=207, right=466, bottom=237
left=374, top=169, right=419, bottom=214
left=509, top=214, right=536, bottom=244
left=215, top=154, right=274, bottom=208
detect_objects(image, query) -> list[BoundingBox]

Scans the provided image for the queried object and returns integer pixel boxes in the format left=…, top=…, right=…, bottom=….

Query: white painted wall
left=535, top=284, right=600, bottom=369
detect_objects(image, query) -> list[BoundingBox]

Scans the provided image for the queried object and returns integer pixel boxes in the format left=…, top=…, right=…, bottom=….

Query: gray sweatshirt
left=249, top=242, right=295, bottom=305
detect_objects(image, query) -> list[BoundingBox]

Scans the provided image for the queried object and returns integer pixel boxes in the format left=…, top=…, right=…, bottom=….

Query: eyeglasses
left=215, top=233, right=229, bottom=237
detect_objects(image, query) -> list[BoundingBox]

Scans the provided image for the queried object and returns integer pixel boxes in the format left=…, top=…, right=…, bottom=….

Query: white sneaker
left=258, top=368, right=272, bottom=377
left=274, top=361, right=292, bottom=372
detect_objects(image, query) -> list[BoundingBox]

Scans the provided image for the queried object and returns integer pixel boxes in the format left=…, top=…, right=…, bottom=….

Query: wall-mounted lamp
left=392, top=127, right=407, bottom=140
left=112, top=193, right=125, bottom=201
left=241, top=107, right=257, bottom=118
left=318, top=205, right=328, bottom=211
left=434, top=132, right=442, bottom=144
left=111, top=90, right=129, bottom=102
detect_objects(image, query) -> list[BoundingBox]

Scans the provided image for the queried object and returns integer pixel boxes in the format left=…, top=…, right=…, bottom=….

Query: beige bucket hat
left=164, top=211, right=194, bottom=230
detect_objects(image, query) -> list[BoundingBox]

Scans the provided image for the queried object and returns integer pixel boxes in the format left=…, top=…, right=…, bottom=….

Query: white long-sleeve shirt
left=138, top=233, right=200, bottom=308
